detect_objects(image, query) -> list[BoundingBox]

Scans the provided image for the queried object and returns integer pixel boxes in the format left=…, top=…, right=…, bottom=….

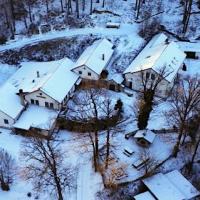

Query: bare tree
left=67, top=89, right=104, bottom=172
left=75, top=0, right=79, bottom=18
left=137, top=65, right=173, bottom=130
left=0, top=148, right=16, bottom=191
left=100, top=98, right=124, bottom=169
left=135, top=0, right=143, bottom=20
left=65, top=0, right=72, bottom=16
left=67, top=89, right=124, bottom=171
left=90, top=0, right=93, bottom=14
left=139, top=150, right=159, bottom=177
left=182, top=0, right=193, bottom=34
left=166, top=75, right=200, bottom=157
left=60, top=0, right=64, bottom=13
left=21, top=132, right=75, bottom=200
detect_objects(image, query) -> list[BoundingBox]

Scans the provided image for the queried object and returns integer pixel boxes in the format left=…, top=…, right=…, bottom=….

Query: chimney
left=102, top=54, right=105, bottom=60
left=37, top=71, right=40, bottom=78
left=18, top=89, right=25, bottom=106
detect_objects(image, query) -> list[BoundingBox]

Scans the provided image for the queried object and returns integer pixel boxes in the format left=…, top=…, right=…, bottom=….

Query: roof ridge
left=40, top=59, right=67, bottom=90
left=81, top=39, right=106, bottom=67
left=151, top=43, right=171, bottom=72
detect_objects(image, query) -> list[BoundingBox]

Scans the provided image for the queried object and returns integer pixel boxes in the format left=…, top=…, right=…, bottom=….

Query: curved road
left=0, top=24, right=142, bottom=52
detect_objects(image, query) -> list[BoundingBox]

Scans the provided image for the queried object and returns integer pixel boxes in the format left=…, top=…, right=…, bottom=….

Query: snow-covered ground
left=0, top=24, right=141, bottom=52
left=0, top=0, right=199, bottom=198
left=0, top=64, right=17, bottom=86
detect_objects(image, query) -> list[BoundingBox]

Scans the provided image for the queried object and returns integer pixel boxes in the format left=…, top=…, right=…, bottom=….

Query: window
left=88, top=72, right=91, bottom=76
left=78, top=71, right=82, bottom=74
left=35, top=100, right=39, bottom=105
left=146, top=72, right=150, bottom=79
left=151, top=74, right=155, bottom=80
left=4, top=119, right=9, bottom=124
left=50, top=103, right=54, bottom=109
left=45, top=102, right=49, bottom=108
left=39, top=93, right=43, bottom=96
left=31, top=99, right=34, bottom=104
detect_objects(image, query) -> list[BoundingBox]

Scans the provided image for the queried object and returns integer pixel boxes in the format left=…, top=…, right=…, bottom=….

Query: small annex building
left=134, top=129, right=156, bottom=147
left=0, top=82, right=24, bottom=128
left=72, top=38, right=114, bottom=80
left=123, top=33, right=186, bottom=97
left=138, top=170, right=200, bottom=200
left=176, top=41, right=200, bottom=59
left=13, top=105, right=58, bottom=136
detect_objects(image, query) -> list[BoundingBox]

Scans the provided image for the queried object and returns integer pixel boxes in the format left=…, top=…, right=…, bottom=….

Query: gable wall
left=0, top=111, right=14, bottom=128
left=124, top=68, right=173, bottom=97
left=73, top=65, right=99, bottom=80
left=25, top=90, right=60, bottom=110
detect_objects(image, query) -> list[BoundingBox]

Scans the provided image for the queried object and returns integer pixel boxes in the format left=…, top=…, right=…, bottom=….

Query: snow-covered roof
left=13, top=105, right=58, bottom=130
left=176, top=41, right=200, bottom=52
left=72, top=39, right=114, bottom=75
left=134, top=129, right=156, bottom=144
left=8, top=58, right=79, bottom=103
left=143, top=170, right=200, bottom=200
left=123, top=33, right=186, bottom=82
left=0, top=82, right=24, bottom=119
left=166, top=170, right=200, bottom=199
left=134, top=191, right=156, bottom=200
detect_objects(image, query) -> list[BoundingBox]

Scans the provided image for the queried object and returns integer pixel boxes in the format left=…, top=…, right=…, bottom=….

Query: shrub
left=0, top=35, right=7, bottom=45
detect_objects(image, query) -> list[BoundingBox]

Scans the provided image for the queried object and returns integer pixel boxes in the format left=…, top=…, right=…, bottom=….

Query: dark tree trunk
left=82, top=0, right=85, bottom=11
left=27, top=1, right=33, bottom=23
left=173, top=125, right=185, bottom=157
left=45, top=0, right=49, bottom=14
left=60, top=0, right=64, bottom=13
left=3, top=6, right=10, bottom=28
left=102, top=0, right=105, bottom=8
left=75, top=0, right=79, bottom=18
left=90, top=0, right=93, bottom=14
left=105, top=129, right=110, bottom=169
left=9, top=0, right=16, bottom=33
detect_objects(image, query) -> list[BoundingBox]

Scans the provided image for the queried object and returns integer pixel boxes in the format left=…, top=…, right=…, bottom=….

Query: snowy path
left=0, top=24, right=140, bottom=52
left=77, top=161, right=103, bottom=200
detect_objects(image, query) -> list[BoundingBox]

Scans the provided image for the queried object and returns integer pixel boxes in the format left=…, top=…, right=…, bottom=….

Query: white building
left=0, top=57, right=80, bottom=129
left=141, top=170, right=200, bottom=200
left=9, top=58, right=80, bottom=111
left=0, top=83, right=24, bottom=128
left=123, top=33, right=186, bottom=97
left=72, top=39, right=114, bottom=80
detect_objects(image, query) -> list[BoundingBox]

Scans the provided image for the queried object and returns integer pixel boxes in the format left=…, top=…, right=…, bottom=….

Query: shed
left=13, top=105, right=58, bottom=136
left=134, top=129, right=156, bottom=147
left=176, top=41, right=200, bottom=59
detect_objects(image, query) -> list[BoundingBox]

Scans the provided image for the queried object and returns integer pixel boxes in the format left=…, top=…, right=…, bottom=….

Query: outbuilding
left=123, top=33, right=186, bottom=97
left=134, top=129, right=156, bottom=147
left=72, top=39, right=114, bottom=80
left=176, top=41, right=200, bottom=59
